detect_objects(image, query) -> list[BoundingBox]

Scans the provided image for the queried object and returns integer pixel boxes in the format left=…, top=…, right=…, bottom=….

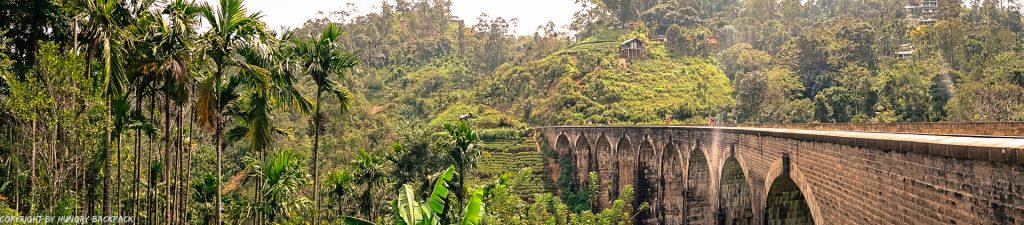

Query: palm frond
left=195, top=75, right=218, bottom=131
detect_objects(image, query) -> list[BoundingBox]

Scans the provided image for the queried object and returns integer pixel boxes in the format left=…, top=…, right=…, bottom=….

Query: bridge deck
left=542, top=125, right=1024, bottom=164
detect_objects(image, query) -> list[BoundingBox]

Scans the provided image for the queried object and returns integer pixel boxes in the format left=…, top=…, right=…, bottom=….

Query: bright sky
left=200, top=0, right=581, bottom=35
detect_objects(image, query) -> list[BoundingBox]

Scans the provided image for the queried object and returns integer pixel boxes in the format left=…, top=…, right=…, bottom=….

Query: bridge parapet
left=540, top=126, right=1024, bottom=165
left=722, top=121, right=1024, bottom=137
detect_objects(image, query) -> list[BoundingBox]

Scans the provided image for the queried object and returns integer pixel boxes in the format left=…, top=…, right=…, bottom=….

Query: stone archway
left=555, top=133, right=572, bottom=156
left=595, top=135, right=615, bottom=209
left=614, top=136, right=633, bottom=201
left=574, top=135, right=592, bottom=190
left=684, top=144, right=711, bottom=225
left=661, top=142, right=684, bottom=224
left=717, top=153, right=754, bottom=225
left=635, top=139, right=658, bottom=225
left=554, top=134, right=575, bottom=192
left=764, top=175, right=813, bottom=225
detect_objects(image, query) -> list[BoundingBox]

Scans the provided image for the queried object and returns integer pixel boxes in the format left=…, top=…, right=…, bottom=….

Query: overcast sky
left=199, top=0, right=582, bottom=35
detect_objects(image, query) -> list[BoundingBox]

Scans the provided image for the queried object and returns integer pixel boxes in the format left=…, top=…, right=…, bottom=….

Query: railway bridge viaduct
left=537, top=123, right=1024, bottom=224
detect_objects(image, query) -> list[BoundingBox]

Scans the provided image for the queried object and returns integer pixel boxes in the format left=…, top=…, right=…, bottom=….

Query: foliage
left=442, top=120, right=480, bottom=203
left=191, top=173, right=220, bottom=224
left=427, top=104, right=525, bottom=131
left=945, top=51, right=1024, bottom=121
left=352, top=149, right=388, bottom=219
left=733, top=65, right=811, bottom=123
left=580, top=58, right=734, bottom=123
left=872, top=61, right=944, bottom=122
left=324, top=168, right=355, bottom=214
left=485, top=169, right=638, bottom=225
left=243, top=149, right=312, bottom=223
left=348, top=165, right=484, bottom=225
left=387, top=134, right=449, bottom=195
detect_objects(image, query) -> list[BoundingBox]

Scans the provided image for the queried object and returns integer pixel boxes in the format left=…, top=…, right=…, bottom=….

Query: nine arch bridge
left=537, top=123, right=1024, bottom=224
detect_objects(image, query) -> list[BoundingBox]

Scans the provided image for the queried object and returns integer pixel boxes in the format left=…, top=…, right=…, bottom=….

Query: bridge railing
left=718, top=122, right=1024, bottom=137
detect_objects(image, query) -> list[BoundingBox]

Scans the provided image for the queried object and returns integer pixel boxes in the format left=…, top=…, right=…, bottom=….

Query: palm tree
left=324, top=168, right=354, bottom=216
left=118, top=1, right=200, bottom=222
left=245, top=149, right=312, bottom=223
left=197, top=0, right=266, bottom=223
left=226, top=39, right=311, bottom=156
left=351, top=149, right=387, bottom=220
left=77, top=0, right=157, bottom=218
left=76, top=0, right=128, bottom=217
left=191, top=173, right=219, bottom=224
left=153, top=1, right=201, bottom=222
left=443, top=120, right=479, bottom=205
left=212, top=27, right=312, bottom=225
left=120, top=12, right=159, bottom=222
left=294, top=24, right=359, bottom=223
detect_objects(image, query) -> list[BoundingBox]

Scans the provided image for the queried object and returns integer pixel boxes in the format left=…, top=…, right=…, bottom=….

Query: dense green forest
left=1, top=0, right=1023, bottom=224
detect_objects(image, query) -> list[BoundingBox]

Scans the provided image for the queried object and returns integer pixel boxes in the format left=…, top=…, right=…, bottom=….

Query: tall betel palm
left=225, top=38, right=311, bottom=223
left=150, top=0, right=201, bottom=222
left=198, top=0, right=266, bottom=223
left=294, top=23, right=359, bottom=224
left=76, top=0, right=153, bottom=217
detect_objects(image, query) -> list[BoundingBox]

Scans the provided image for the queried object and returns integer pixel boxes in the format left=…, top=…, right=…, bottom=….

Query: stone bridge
left=537, top=123, right=1024, bottom=224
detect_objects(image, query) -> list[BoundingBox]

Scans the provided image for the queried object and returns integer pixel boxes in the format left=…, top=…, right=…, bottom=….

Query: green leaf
left=342, top=216, right=375, bottom=225
left=428, top=165, right=457, bottom=214
left=397, top=184, right=423, bottom=224
left=461, top=188, right=485, bottom=225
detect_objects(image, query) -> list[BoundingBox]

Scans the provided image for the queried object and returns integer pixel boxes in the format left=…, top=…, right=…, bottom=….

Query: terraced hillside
left=470, top=128, right=554, bottom=197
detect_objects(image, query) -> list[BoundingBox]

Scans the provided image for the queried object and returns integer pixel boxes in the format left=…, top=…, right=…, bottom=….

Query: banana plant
left=344, top=165, right=485, bottom=225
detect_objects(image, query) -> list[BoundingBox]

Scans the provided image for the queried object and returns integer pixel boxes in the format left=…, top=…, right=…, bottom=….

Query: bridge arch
left=635, top=137, right=658, bottom=225
left=684, top=141, right=712, bottom=225
left=660, top=140, right=684, bottom=224
left=595, top=134, right=615, bottom=208
left=554, top=133, right=572, bottom=156
left=762, top=156, right=821, bottom=225
left=717, top=145, right=754, bottom=225
left=614, top=134, right=633, bottom=201
left=554, top=133, right=579, bottom=193
left=574, top=134, right=593, bottom=190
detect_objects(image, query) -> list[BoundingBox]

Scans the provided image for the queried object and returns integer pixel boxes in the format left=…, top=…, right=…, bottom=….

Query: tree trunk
left=11, top=125, right=20, bottom=214
left=175, top=104, right=184, bottom=225
left=133, top=90, right=142, bottom=221
left=84, top=43, right=93, bottom=85
left=148, top=95, right=156, bottom=224
left=116, top=135, right=123, bottom=216
left=214, top=65, right=224, bottom=225
left=312, top=90, right=323, bottom=225
left=185, top=84, right=196, bottom=224
left=30, top=120, right=36, bottom=214
left=214, top=113, right=223, bottom=225
left=164, top=90, right=171, bottom=225
left=105, top=96, right=112, bottom=224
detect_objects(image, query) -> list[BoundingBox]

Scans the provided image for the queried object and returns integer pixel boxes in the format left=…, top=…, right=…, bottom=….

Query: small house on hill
left=895, top=43, right=915, bottom=59
left=619, top=38, right=647, bottom=60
